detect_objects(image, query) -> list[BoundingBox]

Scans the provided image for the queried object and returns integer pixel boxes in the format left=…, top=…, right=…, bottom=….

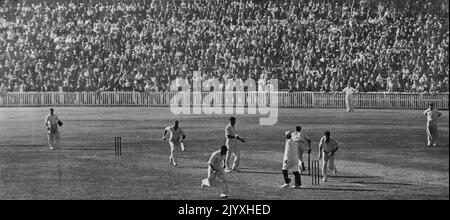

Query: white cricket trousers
left=169, top=141, right=181, bottom=165
left=427, top=121, right=438, bottom=146
left=322, top=153, right=337, bottom=179
left=202, top=167, right=229, bottom=194
left=345, top=95, right=354, bottom=112
left=225, top=143, right=240, bottom=170
left=48, top=132, right=61, bottom=149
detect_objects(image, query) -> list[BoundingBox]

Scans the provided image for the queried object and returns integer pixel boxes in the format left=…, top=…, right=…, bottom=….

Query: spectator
left=0, top=0, right=448, bottom=93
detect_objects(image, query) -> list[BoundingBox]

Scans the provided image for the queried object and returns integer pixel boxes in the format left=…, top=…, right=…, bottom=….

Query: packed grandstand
left=0, top=0, right=448, bottom=93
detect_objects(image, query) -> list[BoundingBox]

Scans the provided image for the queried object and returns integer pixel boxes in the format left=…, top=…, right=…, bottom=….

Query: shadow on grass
left=296, top=187, right=384, bottom=192
left=61, top=148, right=112, bottom=151
left=0, top=145, right=45, bottom=148
left=223, top=198, right=247, bottom=201
left=239, top=170, right=280, bottom=175
left=328, top=175, right=378, bottom=179
left=350, top=181, right=415, bottom=186
left=436, top=144, right=449, bottom=148
left=181, top=165, right=208, bottom=170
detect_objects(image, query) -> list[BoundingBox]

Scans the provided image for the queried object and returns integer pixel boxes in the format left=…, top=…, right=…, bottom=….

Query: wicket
left=307, top=153, right=311, bottom=175
left=311, top=160, right=320, bottom=185
left=115, top=137, right=122, bottom=156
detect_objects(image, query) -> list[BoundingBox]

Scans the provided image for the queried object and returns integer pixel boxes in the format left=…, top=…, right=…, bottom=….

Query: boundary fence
left=0, top=92, right=447, bottom=110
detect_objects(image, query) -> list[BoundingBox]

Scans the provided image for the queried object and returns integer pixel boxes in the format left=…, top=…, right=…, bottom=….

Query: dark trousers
left=282, top=170, right=301, bottom=186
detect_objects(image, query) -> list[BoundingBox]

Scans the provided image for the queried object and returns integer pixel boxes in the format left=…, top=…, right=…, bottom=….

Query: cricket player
left=0, top=82, right=7, bottom=105
left=342, top=84, right=357, bottom=112
left=163, top=120, right=186, bottom=166
left=423, top=103, right=442, bottom=147
left=318, top=131, right=340, bottom=182
left=201, top=145, right=230, bottom=199
left=291, top=126, right=311, bottom=173
left=224, top=117, right=245, bottom=172
left=281, top=131, right=302, bottom=188
left=44, top=108, right=63, bottom=150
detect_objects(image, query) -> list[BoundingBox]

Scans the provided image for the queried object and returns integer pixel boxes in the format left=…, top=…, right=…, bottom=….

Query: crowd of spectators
left=0, top=0, right=448, bottom=93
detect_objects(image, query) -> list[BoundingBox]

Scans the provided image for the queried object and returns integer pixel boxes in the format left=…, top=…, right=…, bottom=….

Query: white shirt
left=208, top=150, right=226, bottom=171
left=45, top=114, right=59, bottom=126
left=319, top=137, right=339, bottom=153
left=343, top=86, right=356, bottom=97
left=282, top=138, right=299, bottom=170
left=165, top=126, right=185, bottom=143
left=291, top=131, right=310, bottom=146
left=225, top=123, right=237, bottom=146
left=0, top=85, right=7, bottom=96
left=423, top=108, right=441, bottom=122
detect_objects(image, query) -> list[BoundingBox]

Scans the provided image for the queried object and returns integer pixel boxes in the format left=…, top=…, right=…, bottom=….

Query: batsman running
left=224, top=117, right=245, bottom=173
left=318, top=131, right=340, bottom=182
left=201, top=145, right=230, bottom=199
left=291, top=126, right=311, bottom=174
left=163, top=120, right=186, bottom=166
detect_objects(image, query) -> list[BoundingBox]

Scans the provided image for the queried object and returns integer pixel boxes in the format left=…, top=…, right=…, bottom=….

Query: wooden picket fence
left=0, top=92, right=448, bottom=110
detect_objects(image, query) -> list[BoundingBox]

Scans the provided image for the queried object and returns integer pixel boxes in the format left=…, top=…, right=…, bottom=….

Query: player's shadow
left=0, top=144, right=45, bottom=148
left=298, top=187, right=384, bottom=192
left=327, top=175, right=377, bottom=179
left=61, top=148, right=112, bottom=151
left=223, top=198, right=246, bottom=201
left=239, top=170, right=280, bottom=175
left=182, top=165, right=207, bottom=170
left=436, top=143, right=449, bottom=148
left=350, top=181, right=415, bottom=186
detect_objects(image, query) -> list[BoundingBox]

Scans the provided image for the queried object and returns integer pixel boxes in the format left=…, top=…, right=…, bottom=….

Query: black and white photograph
left=0, top=0, right=448, bottom=207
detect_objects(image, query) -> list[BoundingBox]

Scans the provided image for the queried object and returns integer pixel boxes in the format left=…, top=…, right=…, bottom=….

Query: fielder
left=44, top=108, right=63, bottom=150
left=291, top=126, right=311, bottom=174
left=318, top=131, right=340, bottom=182
left=201, top=145, right=229, bottom=199
left=163, top=120, right=186, bottom=166
left=342, top=84, right=357, bottom=112
left=423, top=103, right=442, bottom=147
left=281, top=131, right=302, bottom=188
left=224, top=117, right=245, bottom=172
left=0, top=82, right=6, bottom=105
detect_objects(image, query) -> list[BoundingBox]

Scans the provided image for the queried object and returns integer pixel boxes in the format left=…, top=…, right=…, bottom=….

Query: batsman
left=291, top=126, right=311, bottom=174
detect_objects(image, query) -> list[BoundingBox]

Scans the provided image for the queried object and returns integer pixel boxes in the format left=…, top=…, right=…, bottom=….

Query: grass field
left=0, top=107, right=448, bottom=200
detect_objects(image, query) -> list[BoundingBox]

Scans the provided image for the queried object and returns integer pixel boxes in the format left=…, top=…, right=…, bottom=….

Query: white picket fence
left=0, top=92, right=448, bottom=110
